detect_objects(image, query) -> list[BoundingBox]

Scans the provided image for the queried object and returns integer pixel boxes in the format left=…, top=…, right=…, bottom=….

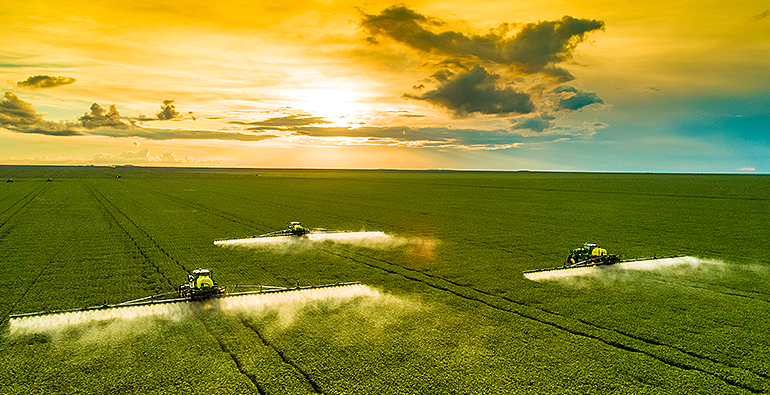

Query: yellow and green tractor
left=178, top=268, right=226, bottom=299
left=565, top=243, right=621, bottom=267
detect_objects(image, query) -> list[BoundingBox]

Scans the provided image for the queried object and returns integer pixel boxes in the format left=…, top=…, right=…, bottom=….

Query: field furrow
left=82, top=180, right=188, bottom=285
left=81, top=179, right=332, bottom=394
left=106, top=172, right=770, bottom=391
left=321, top=247, right=768, bottom=393
left=2, top=168, right=768, bottom=394
left=0, top=183, right=47, bottom=233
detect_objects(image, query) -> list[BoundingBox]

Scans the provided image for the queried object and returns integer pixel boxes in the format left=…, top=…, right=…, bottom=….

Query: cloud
left=88, top=127, right=276, bottom=141
left=78, top=103, right=130, bottom=129
left=283, top=123, right=583, bottom=150
left=509, top=114, right=556, bottom=136
left=0, top=91, right=40, bottom=125
left=93, top=148, right=150, bottom=162
left=30, top=148, right=223, bottom=165
left=360, top=6, right=499, bottom=62
left=403, top=65, right=534, bottom=117
left=552, top=86, right=604, bottom=110
left=156, top=99, right=182, bottom=120
left=0, top=91, right=83, bottom=136
left=360, top=6, right=604, bottom=79
left=237, top=115, right=331, bottom=129
left=550, top=121, right=608, bottom=138
left=751, top=10, right=770, bottom=21
left=16, top=75, right=76, bottom=89
left=0, top=93, right=276, bottom=142
left=501, top=16, right=605, bottom=78
left=360, top=5, right=605, bottom=127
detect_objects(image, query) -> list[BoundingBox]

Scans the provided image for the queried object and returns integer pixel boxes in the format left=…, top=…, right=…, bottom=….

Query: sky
left=1, top=0, right=768, bottom=172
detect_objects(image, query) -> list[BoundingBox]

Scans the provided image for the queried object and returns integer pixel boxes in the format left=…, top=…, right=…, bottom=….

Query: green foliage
left=0, top=167, right=768, bottom=394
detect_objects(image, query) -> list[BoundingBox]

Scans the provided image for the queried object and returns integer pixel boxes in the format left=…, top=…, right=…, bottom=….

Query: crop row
left=83, top=179, right=330, bottom=394
left=110, top=174, right=770, bottom=393
left=2, top=169, right=768, bottom=394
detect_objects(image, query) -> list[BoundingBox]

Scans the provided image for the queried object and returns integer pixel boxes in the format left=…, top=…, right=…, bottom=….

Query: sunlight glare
left=293, top=88, right=367, bottom=126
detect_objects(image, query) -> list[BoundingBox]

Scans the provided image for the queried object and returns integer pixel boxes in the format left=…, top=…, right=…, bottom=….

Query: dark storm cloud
left=403, top=65, right=534, bottom=117
left=78, top=103, right=130, bottom=129
left=156, top=99, right=182, bottom=120
left=16, top=75, right=77, bottom=89
left=0, top=91, right=83, bottom=136
left=552, top=86, right=603, bottom=110
left=360, top=5, right=604, bottom=78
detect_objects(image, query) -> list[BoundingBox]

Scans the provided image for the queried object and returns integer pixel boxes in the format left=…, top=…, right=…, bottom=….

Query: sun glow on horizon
left=291, top=88, right=370, bottom=126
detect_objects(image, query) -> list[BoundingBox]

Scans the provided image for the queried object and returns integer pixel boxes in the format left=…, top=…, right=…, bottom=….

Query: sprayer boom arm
left=522, top=255, right=686, bottom=275
left=9, top=281, right=363, bottom=319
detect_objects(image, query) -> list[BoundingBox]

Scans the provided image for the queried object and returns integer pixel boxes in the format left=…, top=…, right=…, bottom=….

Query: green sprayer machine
left=523, top=243, right=685, bottom=279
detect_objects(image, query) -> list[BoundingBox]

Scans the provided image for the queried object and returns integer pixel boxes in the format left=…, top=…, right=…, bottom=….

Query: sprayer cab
left=178, top=268, right=225, bottom=300
left=286, top=221, right=310, bottom=236
left=566, top=243, right=620, bottom=266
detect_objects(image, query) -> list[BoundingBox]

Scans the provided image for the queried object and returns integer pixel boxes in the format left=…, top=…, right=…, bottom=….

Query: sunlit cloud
left=79, top=103, right=130, bottom=129
left=360, top=5, right=604, bottom=119
left=156, top=99, right=183, bottom=120
left=0, top=92, right=277, bottom=142
left=16, top=75, right=76, bottom=89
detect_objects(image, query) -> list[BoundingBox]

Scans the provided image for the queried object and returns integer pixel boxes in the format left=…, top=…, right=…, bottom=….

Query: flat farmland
left=1, top=166, right=769, bottom=394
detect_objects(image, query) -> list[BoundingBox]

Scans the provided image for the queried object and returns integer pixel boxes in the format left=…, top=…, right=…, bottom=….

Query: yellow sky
left=1, top=0, right=768, bottom=170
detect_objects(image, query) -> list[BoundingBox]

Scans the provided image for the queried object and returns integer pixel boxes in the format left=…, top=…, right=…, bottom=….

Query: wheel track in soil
left=198, top=318, right=266, bottom=395
left=88, top=182, right=320, bottom=394
left=0, top=184, right=48, bottom=236
left=465, top=236, right=770, bottom=307
left=150, top=186, right=388, bottom=235
left=147, top=189, right=324, bottom=393
left=320, top=248, right=767, bottom=393
left=147, top=190, right=307, bottom=287
left=0, top=204, right=88, bottom=326
left=383, top=179, right=770, bottom=202
left=643, top=275, right=770, bottom=304
left=149, top=191, right=273, bottom=232
left=83, top=181, right=178, bottom=290
left=244, top=179, right=768, bottom=299
left=142, top=185, right=768, bottom=393
left=239, top=317, right=325, bottom=395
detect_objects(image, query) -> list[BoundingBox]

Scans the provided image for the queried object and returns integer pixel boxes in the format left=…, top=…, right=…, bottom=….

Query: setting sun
left=292, top=88, right=369, bottom=125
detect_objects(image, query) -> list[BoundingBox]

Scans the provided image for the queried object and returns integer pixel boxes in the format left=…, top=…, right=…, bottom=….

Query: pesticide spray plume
left=215, top=231, right=390, bottom=247
left=215, top=231, right=437, bottom=257
left=524, top=256, right=713, bottom=281
left=219, top=283, right=380, bottom=313
left=7, top=284, right=381, bottom=339
left=308, top=231, right=391, bottom=243
left=8, top=302, right=192, bottom=337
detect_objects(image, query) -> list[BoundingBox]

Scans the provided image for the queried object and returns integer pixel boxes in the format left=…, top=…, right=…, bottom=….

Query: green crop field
left=1, top=165, right=768, bottom=394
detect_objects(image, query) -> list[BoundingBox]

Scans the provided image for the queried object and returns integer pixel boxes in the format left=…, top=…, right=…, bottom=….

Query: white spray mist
left=524, top=256, right=719, bottom=282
